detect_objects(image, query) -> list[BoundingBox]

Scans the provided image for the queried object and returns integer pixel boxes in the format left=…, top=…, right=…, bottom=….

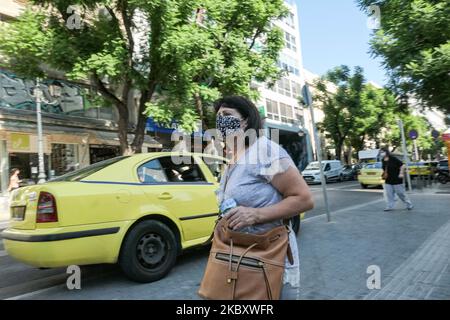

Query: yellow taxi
left=408, top=162, right=433, bottom=178
left=358, top=162, right=384, bottom=188
left=1, top=152, right=303, bottom=283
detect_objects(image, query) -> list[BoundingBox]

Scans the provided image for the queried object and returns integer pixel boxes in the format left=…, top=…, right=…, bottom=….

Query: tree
left=346, top=84, right=398, bottom=153
left=0, top=0, right=286, bottom=154
left=357, top=0, right=450, bottom=114
left=314, top=65, right=398, bottom=162
left=144, top=0, right=286, bottom=131
left=381, top=112, right=435, bottom=159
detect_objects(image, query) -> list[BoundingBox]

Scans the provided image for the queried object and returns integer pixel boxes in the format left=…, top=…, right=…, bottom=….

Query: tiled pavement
left=298, top=192, right=450, bottom=300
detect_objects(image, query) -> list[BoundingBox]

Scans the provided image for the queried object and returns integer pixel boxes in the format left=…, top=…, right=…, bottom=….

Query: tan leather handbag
left=198, top=218, right=291, bottom=300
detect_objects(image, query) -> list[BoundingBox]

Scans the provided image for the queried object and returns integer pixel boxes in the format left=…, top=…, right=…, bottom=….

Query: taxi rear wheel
left=119, top=220, right=178, bottom=283
left=361, top=183, right=368, bottom=189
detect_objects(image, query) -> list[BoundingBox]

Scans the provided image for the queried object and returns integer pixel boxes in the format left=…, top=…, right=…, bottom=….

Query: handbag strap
left=201, top=164, right=237, bottom=246
left=228, top=239, right=273, bottom=300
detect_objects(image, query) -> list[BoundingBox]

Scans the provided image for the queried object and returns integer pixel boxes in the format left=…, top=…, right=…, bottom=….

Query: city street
left=1, top=180, right=449, bottom=300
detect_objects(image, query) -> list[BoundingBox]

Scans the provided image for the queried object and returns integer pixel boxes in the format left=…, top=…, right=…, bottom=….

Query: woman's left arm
left=227, top=166, right=314, bottom=231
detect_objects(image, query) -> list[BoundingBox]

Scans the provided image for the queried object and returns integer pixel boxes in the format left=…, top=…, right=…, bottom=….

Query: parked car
left=341, top=164, right=359, bottom=181
left=436, top=159, right=449, bottom=184
left=358, top=162, right=384, bottom=188
left=2, top=152, right=303, bottom=283
left=302, top=160, right=343, bottom=184
left=437, top=159, right=449, bottom=172
left=408, top=162, right=433, bottom=178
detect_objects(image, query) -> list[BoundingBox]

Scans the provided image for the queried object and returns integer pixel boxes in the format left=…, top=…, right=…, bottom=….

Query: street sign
left=409, top=129, right=419, bottom=140
left=258, top=106, right=266, bottom=118
left=431, top=130, right=440, bottom=139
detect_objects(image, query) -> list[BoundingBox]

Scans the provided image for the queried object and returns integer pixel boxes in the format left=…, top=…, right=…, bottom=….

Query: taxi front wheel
left=119, top=220, right=178, bottom=283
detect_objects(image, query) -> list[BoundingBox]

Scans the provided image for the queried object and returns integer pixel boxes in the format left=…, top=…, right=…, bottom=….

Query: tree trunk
left=347, top=145, right=353, bottom=164
left=131, top=83, right=156, bottom=154
left=116, top=103, right=130, bottom=155
left=335, top=142, right=343, bottom=162
left=194, top=92, right=208, bottom=131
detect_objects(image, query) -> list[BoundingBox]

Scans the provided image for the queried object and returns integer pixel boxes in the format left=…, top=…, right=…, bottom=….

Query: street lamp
left=32, top=78, right=62, bottom=184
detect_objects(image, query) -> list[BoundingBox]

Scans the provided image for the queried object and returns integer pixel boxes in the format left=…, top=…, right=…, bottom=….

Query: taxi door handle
left=158, top=192, right=173, bottom=200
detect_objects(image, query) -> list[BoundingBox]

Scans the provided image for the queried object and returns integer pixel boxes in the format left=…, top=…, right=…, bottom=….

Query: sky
left=295, top=0, right=388, bottom=86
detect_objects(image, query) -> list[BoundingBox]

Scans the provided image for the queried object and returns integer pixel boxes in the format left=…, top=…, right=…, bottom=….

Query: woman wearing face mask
left=210, top=96, right=314, bottom=300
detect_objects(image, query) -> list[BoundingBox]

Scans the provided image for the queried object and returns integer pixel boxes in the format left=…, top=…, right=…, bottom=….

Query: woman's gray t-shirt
left=215, top=135, right=301, bottom=289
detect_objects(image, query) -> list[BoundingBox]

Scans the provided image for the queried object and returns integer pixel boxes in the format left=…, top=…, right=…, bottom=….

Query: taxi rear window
left=50, top=156, right=130, bottom=182
left=365, top=163, right=382, bottom=169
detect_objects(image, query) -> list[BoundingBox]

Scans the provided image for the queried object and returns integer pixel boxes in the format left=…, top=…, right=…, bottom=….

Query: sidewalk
left=298, top=189, right=450, bottom=300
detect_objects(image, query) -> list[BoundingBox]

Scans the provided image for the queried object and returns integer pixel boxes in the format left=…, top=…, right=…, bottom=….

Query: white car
left=302, top=160, right=344, bottom=184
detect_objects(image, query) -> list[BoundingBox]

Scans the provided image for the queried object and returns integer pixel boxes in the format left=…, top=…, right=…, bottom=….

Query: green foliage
left=159, top=0, right=287, bottom=127
left=313, top=65, right=402, bottom=160
left=0, top=0, right=287, bottom=139
left=0, top=9, right=51, bottom=77
left=381, top=112, right=435, bottom=157
left=357, top=0, right=450, bottom=113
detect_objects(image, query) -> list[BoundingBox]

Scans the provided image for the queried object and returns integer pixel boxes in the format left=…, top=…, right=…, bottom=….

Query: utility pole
left=398, top=119, right=412, bottom=191
left=35, top=78, right=47, bottom=184
left=303, top=84, right=331, bottom=222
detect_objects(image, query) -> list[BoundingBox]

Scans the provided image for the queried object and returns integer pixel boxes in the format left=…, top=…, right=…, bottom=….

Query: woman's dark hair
left=10, top=168, right=19, bottom=176
left=381, top=147, right=391, bottom=156
left=214, top=96, right=263, bottom=137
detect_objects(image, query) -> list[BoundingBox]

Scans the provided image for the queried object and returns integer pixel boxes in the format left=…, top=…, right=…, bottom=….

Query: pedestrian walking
left=381, top=148, right=413, bottom=211
left=198, top=96, right=314, bottom=300
left=7, top=168, right=21, bottom=193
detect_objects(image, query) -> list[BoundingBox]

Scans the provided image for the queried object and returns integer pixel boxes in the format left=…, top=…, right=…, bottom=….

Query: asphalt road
left=0, top=179, right=384, bottom=300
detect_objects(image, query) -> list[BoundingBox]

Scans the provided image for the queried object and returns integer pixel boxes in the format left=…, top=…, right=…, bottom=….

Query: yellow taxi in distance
left=1, top=152, right=303, bottom=283
left=408, top=162, right=433, bottom=177
left=358, top=162, right=384, bottom=188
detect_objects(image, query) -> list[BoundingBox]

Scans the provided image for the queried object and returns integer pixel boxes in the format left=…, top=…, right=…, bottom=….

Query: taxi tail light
left=37, top=191, right=58, bottom=223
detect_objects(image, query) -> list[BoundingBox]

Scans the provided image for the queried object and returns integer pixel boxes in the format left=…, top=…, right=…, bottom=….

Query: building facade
left=0, top=1, right=162, bottom=193
left=254, top=0, right=313, bottom=171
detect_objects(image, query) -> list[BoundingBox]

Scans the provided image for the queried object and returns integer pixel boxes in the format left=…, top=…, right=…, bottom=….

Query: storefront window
left=89, top=145, right=121, bottom=164
left=51, top=144, right=79, bottom=177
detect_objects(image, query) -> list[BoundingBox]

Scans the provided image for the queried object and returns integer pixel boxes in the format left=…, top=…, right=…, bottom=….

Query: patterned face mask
left=216, top=115, right=242, bottom=138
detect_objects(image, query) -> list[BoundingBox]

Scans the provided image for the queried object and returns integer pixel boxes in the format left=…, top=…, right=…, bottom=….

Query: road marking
left=333, top=183, right=360, bottom=189
left=5, top=284, right=65, bottom=300
left=0, top=250, right=7, bottom=257
left=327, top=188, right=383, bottom=193
left=303, top=198, right=385, bottom=223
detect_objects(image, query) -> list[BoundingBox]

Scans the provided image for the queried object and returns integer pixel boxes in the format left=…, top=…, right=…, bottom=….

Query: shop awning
left=264, top=119, right=308, bottom=134
left=0, top=120, right=162, bottom=149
